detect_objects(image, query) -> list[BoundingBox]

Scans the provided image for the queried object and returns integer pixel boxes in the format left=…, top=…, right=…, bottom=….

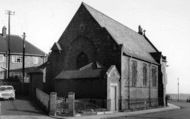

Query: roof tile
left=0, top=35, right=45, bottom=56
left=83, top=3, right=158, bottom=63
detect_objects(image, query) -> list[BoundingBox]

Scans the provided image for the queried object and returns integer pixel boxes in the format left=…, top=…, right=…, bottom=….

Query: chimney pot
left=138, top=25, right=143, bottom=35
left=2, top=26, right=7, bottom=37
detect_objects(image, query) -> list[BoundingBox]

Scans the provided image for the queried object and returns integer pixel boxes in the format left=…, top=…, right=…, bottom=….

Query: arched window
left=143, top=63, right=147, bottom=86
left=131, top=60, right=137, bottom=87
left=152, top=66, right=157, bottom=87
left=77, top=52, right=89, bottom=69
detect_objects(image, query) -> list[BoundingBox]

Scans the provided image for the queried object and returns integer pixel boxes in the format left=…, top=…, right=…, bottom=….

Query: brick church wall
left=46, top=5, right=120, bottom=91
left=121, top=55, right=158, bottom=110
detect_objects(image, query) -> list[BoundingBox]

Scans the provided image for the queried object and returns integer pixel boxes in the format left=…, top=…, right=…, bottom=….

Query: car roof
left=0, top=85, right=13, bottom=88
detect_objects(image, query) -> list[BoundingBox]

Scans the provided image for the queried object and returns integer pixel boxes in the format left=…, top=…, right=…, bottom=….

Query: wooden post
left=22, top=32, right=26, bottom=95
left=49, top=92, right=57, bottom=116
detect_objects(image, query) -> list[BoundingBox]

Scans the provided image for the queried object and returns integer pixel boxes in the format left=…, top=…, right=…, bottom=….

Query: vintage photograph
left=0, top=0, right=189, bottom=119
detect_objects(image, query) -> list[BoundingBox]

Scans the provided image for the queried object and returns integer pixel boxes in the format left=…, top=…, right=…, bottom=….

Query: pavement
left=0, top=103, right=180, bottom=119
left=0, top=115, right=53, bottom=119
left=52, top=103, right=180, bottom=119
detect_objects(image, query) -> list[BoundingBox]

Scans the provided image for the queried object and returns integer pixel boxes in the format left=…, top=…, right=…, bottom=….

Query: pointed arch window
left=143, top=63, right=148, bottom=86
left=131, top=60, right=137, bottom=87
left=152, top=66, right=157, bottom=87
left=77, top=52, right=89, bottom=69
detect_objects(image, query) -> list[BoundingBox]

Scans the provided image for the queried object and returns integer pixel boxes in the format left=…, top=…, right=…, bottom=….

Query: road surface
left=115, top=101, right=190, bottom=119
left=0, top=96, right=52, bottom=119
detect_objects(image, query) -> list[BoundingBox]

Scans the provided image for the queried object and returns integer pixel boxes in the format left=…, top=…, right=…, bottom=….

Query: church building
left=45, top=3, right=167, bottom=111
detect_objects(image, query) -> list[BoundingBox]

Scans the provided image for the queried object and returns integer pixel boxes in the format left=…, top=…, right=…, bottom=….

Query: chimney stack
left=138, top=25, right=143, bottom=35
left=2, top=26, right=7, bottom=37
left=138, top=25, right=146, bottom=36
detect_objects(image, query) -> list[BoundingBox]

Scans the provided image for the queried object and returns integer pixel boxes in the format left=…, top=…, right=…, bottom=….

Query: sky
left=0, top=0, right=190, bottom=94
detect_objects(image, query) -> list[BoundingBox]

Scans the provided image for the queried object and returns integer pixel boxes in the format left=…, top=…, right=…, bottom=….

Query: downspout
left=128, top=56, right=132, bottom=109
left=119, top=44, right=124, bottom=111
left=149, top=63, right=152, bottom=106
left=120, top=44, right=132, bottom=110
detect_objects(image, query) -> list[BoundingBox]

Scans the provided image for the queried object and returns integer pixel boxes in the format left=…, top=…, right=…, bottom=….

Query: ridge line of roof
left=143, top=34, right=159, bottom=52
left=24, top=38, right=46, bottom=55
left=82, top=2, right=158, bottom=64
left=0, top=34, right=46, bottom=56
left=82, top=2, right=144, bottom=38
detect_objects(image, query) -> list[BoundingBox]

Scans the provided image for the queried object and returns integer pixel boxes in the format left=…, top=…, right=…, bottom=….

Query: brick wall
left=121, top=55, right=159, bottom=110
left=36, top=88, right=50, bottom=112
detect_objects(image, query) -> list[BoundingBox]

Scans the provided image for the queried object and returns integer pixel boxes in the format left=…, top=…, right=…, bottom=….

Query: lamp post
left=5, top=10, right=15, bottom=79
left=177, top=78, right=179, bottom=101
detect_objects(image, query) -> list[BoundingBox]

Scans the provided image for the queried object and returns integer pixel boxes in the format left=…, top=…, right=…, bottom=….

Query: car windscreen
left=0, top=87, right=13, bottom=91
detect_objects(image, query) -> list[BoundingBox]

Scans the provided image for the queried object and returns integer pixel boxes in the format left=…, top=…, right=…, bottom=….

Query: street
left=0, top=96, right=52, bottom=119
left=1, top=97, right=190, bottom=119
left=114, top=101, right=190, bottom=119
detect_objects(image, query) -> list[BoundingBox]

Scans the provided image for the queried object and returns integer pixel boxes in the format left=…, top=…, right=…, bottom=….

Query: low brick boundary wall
left=35, top=88, right=57, bottom=116
left=36, top=88, right=50, bottom=112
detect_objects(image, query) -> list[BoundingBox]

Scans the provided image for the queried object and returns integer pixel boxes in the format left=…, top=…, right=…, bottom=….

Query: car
left=0, top=85, right=15, bottom=100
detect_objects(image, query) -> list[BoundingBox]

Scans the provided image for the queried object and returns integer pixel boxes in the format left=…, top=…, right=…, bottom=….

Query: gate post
left=49, top=92, right=57, bottom=116
left=68, top=92, right=75, bottom=116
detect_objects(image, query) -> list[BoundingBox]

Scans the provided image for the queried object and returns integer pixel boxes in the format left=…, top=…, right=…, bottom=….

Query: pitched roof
left=55, top=68, right=103, bottom=80
left=55, top=62, right=105, bottom=79
left=0, top=35, right=45, bottom=56
left=82, top=3, right=158, bottom=64
left=51, top=42, right=62, bottom=51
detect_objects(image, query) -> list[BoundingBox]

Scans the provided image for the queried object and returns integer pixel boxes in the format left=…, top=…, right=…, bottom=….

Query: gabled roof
left=55, top=62, right=105, bottom=79
left=0, top=35, right=45, bottom=56
left=51, top=42, right=62, bottom=51
left=82, top=3, right=158, bottom=64
left=55, top=68, right=104, bottom=80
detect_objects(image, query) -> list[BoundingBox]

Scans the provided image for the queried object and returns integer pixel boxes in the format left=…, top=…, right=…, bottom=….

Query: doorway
left=110, top=85, right=117, bottom=111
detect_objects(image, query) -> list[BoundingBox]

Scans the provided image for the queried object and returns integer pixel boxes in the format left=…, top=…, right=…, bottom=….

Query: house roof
left=0, top=35, right=46, bottom=56
left=82, top=3, right=158, bottom=64
left=1, top=66, right=39, bottom=73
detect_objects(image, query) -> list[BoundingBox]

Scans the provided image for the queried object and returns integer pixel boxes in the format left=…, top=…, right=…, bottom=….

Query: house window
left=152, top=66, right=157, bottom=87
left=143, top=63, right=148, bottom=86
left=131, top=60, right=137, bottom=87
left=33, top=57, right=39, bottom=64
left=0, top=55, right=4, bottom=62
left=77, top=52, right=89, bottom=69
left=12, top=55, right=22, bottom=63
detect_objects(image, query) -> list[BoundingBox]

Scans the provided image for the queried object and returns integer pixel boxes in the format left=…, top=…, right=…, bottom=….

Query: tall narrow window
left=143, top=63, right=148, bottom=86
left=77, top=52, right=89, bottom=69
left=152, top=66, right=157, bottom=87
left=131, top=60, right=137, bottom=87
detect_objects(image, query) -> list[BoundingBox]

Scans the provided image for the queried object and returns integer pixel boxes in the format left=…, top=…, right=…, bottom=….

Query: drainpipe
left=120, top=44, right=133, bottom=111
left=149, top=63, right=152, bottom=106
left=128, top=56, right=132, bottom=109
left=119, top=44, right=124, bottom=111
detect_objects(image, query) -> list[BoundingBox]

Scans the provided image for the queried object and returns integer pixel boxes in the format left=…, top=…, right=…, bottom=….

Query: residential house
left=44, top=3, right=167, bottom=111
left=0, top=26, right=46, bottom=82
